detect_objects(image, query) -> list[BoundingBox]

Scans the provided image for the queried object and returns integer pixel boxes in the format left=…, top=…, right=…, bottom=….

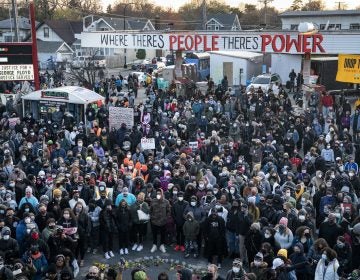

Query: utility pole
left=335, top=1, right=345, bottom=9
left=258, top=0, right=273, bottom=27
left=11, top=0, right=19, bottom=42
left=202, top=0, right=207, bottom=30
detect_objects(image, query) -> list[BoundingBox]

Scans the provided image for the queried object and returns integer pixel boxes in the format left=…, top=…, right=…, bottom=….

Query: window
left=350, top=23, right=360, bottom=30
left=207, top=25, right=212, bottom=30
left=290, top=24, right=298, bottom=31
left=0, top=31, right=2, bottom=37
left=320, top=24, right=341, bottom=30
left=215, top=25, right=219, bottom=31
left=100, top=27, right=108, bottom=31
left=43, top=27, right=49, bottom=38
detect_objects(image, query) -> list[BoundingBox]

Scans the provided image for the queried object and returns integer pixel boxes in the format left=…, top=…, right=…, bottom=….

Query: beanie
left=277, top=248, right=288, bottom=259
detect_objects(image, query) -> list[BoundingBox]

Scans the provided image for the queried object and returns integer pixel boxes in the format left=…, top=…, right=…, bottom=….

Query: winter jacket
left=0, top=237, right=19, bottom=259
left=274, top=229, right=294, bottom=249
left=319, top=221, right=343, bottom=248
left=150, top=197, right=170, bottom=226
left=183, top=214, right=200, bottom=240
left=172, top=200, right=188, bottom=226
left=88, top=205, right=102, bottom=227
left=130, top=201, right=150, bottom=224
left=115, top=206, right=132, bottom=232
left=203, top=215, right=226, bottom=241
left=99, top=208, right=118, bottom=233
left=315, top=259, right=339, bottom=280
left=184, top=204, right=206, bottom=223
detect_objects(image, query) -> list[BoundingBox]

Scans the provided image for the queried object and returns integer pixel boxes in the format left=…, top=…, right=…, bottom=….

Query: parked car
left=93, top=55, right=106, bottom=68
left=71, top=56, right=91, bottom=69
left=246, top=73, right=282, bottom=92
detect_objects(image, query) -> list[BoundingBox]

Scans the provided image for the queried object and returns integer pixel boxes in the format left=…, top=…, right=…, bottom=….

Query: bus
left=184, top=52, right=210, bottom=81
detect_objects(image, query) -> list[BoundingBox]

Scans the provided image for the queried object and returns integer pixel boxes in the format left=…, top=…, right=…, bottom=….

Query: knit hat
left=279, top=217, right=288, bottom=227
left=1, top=226, right=10, bottom=236
left=53, top=188, right=62, bottom=197
left=133, top=271, right=147, bottom=280
left=122, top=187, right=129, bottom=194
left=272, top=258, right=284, bottom=269
left=88, top=266, right=99, bottom=274
left=277, top=249, right=288, bottom=259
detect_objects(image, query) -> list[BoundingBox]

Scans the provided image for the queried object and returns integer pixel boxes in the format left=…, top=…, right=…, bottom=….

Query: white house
left=280, top=10, right=360, bottom=31
left=209, top=51, right=263, bottom=86
left=205, top=13, right=242, bottom=31
left=0, top=16, right=38, bottom=42
left=82, top=15, right=157, bottom=66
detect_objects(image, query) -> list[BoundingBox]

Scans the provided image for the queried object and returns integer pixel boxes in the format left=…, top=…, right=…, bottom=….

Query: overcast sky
left=104, top=0, right=359, bottom=12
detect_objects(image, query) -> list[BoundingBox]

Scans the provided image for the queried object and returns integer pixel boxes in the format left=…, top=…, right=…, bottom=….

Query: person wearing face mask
left=95, top=185, right=109, bottom=209
left=274, top=217, right=294, bottom=250
left=249, top=252, right=268, bottom=280
left=115, top=199, right=131, bottom=256
left=72, top=202, right=89, bottom=267
left=183, top=211, right=200, bottom=259
left=16, top=213, right=39, bottom=252
left=129, top=192, right=149, bottom=252
left=0, top=226, right=19, bottom=260
left=34, top=204, right=52, bottom=232
left=22, top=244, right=48, bottom=280
left=319, top=213, right=343, bottom=249
left=289, top=243, right=310, bottom=280
left=225, top=258, right=245, bottom=280
left=172, top=191, right=188, bottom=252
left=184, top=195, right=206, bottom=249
left=195, top=180, right=207, bottom=201
left=41, top=218, right=57, bottom=242
left=314, top=247, right=340, bottom=280
left=319, top=188, right=336, bottom=224
left=99, top=200, right=117, bottom=259
left=261, top=227, right=276, bottom=248
left=149, top=189, right=170, bottom=253
left=18, top=186, right=39, bottom=210
left=333, top=236, right=352, bottom=274
left=203, top=208, right=226, bottom=269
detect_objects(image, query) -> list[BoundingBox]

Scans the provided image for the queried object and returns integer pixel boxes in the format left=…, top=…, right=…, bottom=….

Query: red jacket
left=322, top=95, right=333, bottom=107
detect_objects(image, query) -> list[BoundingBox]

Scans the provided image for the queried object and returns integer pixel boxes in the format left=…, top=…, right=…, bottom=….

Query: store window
left=350, top=23, right=360, bottom=30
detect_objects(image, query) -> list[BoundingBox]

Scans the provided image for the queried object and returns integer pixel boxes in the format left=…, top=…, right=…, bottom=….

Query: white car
left=246, top=73, right=282, bottom=93
left=71, top=56, right=91, bottom=69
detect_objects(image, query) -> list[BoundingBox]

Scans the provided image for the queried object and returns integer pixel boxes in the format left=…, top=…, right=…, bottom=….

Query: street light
left=123, top=2, right=135, bottom=69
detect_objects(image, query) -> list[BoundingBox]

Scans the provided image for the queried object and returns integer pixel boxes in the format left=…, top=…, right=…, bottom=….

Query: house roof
left=91, top=16, right=153, bottom=31
left=280, top=10, right=360, bottom=17
left=206, top=13, right=238, bottom=29
left=37, top=40, right=73, bottom=54
left=0, top=16, right=39, bottom=30
left=38, top=20, right=83, bottom=45
left=22, top=86, right=104, bottom=105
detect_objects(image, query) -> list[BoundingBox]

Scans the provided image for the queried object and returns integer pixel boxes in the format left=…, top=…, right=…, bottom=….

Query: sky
left=103, top=0, right=359, bottom=12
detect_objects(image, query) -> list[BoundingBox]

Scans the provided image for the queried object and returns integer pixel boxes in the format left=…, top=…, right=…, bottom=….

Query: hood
left=186, top=211, right=194, bottom=220
left=294, top=242, right=304, bottom=254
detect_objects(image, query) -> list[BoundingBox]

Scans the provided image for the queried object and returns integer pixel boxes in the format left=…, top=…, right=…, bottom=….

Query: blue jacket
left=115, top=193, right=136, bottom=207
left=319, top=196, right=336, bottom=216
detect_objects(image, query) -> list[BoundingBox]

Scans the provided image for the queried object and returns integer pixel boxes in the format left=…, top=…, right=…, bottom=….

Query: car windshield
left=252, top=77, right=270, bottom=84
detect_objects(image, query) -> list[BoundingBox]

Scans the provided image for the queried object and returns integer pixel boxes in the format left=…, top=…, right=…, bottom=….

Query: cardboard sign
left=336, top=54, right=360, bottom=83
left=141, top=138, right=155, bottom=150
left=109, top=107, right=134, bottom=130
left=189, top=141, right=198, bottom=151
left=0, top=64, right=34, bottom=81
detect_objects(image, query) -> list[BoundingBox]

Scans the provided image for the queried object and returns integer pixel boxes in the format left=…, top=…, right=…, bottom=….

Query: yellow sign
left=336, top=54, right=360, bottom=83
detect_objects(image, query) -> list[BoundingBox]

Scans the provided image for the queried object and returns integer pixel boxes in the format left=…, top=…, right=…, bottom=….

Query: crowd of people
left=0, top=68, right=360, bottom=280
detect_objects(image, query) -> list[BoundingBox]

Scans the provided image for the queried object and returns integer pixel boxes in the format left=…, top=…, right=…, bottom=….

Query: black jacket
left=115, top=206, right=132, bottom=232
left=172, top=200, right=188, bottom=226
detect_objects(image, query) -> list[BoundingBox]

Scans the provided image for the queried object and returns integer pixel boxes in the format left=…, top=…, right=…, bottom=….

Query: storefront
left=21, top=86, right=104, bottom=123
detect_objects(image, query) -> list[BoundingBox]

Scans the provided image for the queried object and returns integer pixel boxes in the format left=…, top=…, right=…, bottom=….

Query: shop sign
left=41, top=91, right=69, bottom=100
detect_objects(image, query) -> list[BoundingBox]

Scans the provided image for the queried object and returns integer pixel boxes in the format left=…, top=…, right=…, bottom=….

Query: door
left=223, top=62, right=233, bottom=86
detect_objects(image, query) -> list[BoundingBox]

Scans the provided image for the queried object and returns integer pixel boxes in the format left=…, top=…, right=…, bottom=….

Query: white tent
left=21, top=86, right=104, bottom=104
left=21, top=86, right=105, bottom=126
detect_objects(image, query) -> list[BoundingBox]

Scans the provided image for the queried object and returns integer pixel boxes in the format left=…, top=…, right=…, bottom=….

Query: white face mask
left=191, top=201, right=196, bottom=207
left=213, top=190, right=218, bottom=194
left=2, top=235, right=10, bottom=240
left=173, top=191, right=178, bottom=195
left=178, top=197, right=183, bottom=201
left=264, top=233, right=271, bottom=239
left=156, top=194, right=161, bottom=200
left=78, top=143, right=83, bottom=147
left=232, top=267, right=240, bottom=273
left=25, top=217, right=31, bottom=224
left=298, top=215, right=305, bottom=221
left=63, top=214, right=70, bottom=219
left=230, top=189, right=235, bottom=194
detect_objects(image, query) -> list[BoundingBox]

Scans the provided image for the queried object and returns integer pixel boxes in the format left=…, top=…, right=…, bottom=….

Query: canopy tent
left=21, top=86, right=104, bottom=104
